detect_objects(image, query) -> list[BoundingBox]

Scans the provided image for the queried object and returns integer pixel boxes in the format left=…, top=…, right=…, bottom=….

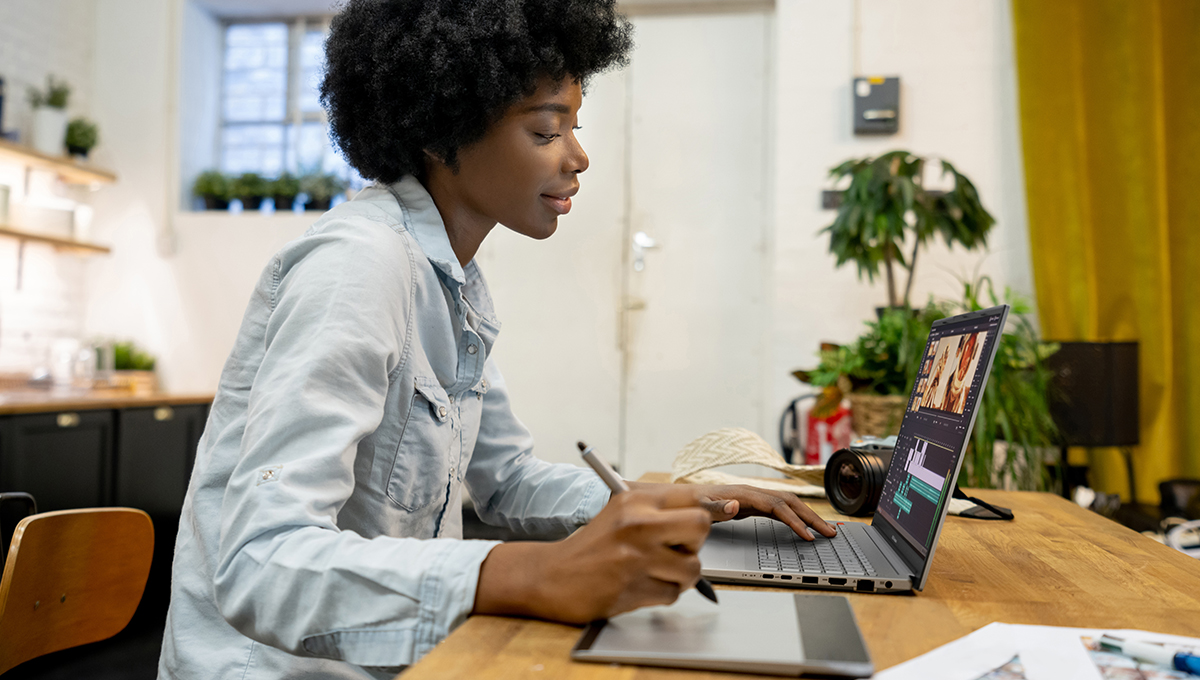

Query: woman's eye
left=536, top=132, right=560, bottom=141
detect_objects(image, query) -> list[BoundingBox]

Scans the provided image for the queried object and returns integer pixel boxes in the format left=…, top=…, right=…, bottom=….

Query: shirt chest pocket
left=387, top=377, right=453, bottom=511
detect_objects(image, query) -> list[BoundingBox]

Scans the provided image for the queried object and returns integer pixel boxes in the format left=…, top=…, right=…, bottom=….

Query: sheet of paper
left=874, top=624, right=1200, bottom=680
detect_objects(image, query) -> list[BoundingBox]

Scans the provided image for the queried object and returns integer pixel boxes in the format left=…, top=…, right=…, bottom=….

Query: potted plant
left=803, top=305, right=945, bottom=437
left=300, top=171, right=347, bottom=211
left=822, top=150, right=995, bottom=310
left=193, top=170, right=231, bottom=210
left=112, top=340, right=158, bottom=395
left=65, top=117, right=98, bottom=159
left=954, top=278, right=1059, bottom=491
left=26, top=75, right=70, bottom=156
left=231, top=172, right=269, bottom=211
left=271, top=172, right=300, bottom=211
left=800, top=281, right=1059, bottom=491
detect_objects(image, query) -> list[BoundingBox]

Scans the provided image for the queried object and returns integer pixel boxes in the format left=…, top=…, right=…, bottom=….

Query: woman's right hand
left=473, top=486, right=712, bottom=624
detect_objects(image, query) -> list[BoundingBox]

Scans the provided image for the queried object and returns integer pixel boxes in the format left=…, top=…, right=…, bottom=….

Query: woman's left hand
left=626, top=482, right=837, bottom=541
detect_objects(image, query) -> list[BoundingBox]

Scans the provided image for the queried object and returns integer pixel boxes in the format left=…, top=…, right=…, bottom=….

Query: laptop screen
left=872, top=306, right=1007, bottom=582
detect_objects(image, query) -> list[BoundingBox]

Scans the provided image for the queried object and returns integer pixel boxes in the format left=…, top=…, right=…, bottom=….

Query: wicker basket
left=109, top=370, right=158, bottom=395
left=847, top=393, right=907, bottom=438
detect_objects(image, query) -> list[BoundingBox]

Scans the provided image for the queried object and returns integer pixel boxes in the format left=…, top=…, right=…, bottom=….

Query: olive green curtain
left=1012, top=0, right=1200, bottom=503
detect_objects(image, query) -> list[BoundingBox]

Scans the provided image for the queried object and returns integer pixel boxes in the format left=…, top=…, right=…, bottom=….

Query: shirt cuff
left=574, top=477, right=612, bottom=526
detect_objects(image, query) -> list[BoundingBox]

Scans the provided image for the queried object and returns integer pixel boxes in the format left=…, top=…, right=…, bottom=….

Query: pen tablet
left=570, top=590, right=873, bottom=677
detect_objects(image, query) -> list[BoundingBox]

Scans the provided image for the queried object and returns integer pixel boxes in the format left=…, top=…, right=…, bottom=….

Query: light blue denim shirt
left=158, top=176, right=609, bottom=679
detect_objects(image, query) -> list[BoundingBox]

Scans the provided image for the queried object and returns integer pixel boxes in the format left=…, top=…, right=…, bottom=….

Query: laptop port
left=802, top=576, right=818, bottom=584
left=885, top=581, right=893, bottom=589
left=780, top=575, right=792, bottom=580
left=828, top=578, right=846, bottom=586
left=762, top=573, right=774, bottom=579
left=856, top=580, right=875, bottom=592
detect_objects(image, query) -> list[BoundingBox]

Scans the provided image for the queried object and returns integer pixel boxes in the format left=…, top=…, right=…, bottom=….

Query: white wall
left=0, top=0, right=97, bottom=373
left=767, top=0, right=1033, bottom=431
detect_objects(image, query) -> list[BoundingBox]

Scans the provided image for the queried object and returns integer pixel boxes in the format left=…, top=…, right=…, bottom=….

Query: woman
left=158, top=2, right=834, bottom=678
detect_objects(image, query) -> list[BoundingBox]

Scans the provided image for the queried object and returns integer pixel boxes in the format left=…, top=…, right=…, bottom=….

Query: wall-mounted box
left=853, top=76, right=900, bottom=135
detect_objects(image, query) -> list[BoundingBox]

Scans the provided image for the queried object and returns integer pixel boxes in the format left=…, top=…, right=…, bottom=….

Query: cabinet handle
left=154, top=406, right=175, bottom=422
left=57, top=413, right=81, bottom=428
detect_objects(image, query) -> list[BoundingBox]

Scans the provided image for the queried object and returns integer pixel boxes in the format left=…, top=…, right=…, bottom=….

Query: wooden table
left=402, top=475, right=1200, bottom=679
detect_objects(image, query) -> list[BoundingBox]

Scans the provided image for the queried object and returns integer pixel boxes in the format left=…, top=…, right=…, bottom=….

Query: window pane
left=299, top=29, right=326, bottom=114
left=222, top=124, right=285, bottom=176
left=223, top=23, right=288, bottom=122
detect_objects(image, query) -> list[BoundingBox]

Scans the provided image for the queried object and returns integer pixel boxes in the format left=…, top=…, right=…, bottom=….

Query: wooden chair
left=0, top=508, right=154, bottom=675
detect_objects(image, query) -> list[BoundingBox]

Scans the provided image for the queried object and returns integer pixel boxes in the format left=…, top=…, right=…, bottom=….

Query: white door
left=619, top=12, right=771, bottom=479
left=478, top=11, right=771, bottom=478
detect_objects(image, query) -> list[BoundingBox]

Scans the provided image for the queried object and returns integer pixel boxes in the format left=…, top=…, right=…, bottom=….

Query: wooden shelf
left=0, top=138, right=117, bottom=185
left=0, top=225, right=111, bottom=255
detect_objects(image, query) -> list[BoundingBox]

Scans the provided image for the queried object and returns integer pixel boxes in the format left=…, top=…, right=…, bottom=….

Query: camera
left=823, top=437, right=896, bottom=516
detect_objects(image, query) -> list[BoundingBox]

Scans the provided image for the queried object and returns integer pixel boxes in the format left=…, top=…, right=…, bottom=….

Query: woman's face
left=442, top=76, right=589, bottom=240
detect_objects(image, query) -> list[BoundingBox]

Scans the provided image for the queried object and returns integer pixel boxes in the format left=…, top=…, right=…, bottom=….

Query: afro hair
left=320, top=0, right=633, bottom=183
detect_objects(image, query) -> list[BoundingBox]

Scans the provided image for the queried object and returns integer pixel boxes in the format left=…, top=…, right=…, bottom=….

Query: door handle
left=632, top=231, right=659, bottom=272
left=57, top=413, right=80, bottom=428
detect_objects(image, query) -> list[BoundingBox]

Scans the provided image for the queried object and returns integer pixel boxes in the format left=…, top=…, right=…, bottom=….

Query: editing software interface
left=876, top=311, right=1005, bottom=555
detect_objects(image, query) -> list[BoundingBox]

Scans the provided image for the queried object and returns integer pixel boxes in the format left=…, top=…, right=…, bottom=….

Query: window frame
left=216, top=15, right=334, bottom=177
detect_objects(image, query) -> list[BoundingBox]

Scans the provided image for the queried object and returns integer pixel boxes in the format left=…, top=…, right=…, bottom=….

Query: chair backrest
left=0, top=508, right=153, bottom=675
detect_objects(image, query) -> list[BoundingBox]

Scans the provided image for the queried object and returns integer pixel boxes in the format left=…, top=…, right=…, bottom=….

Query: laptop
left=699, top=305, right=1010, bottom=593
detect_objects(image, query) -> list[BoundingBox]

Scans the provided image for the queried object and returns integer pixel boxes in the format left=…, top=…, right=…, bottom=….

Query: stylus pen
left=576, top=441, right=719, bottom=604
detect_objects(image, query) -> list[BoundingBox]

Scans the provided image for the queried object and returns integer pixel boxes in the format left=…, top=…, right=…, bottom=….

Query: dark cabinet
left=115, top=404, right=206, bottom=513
left=0, top=409, right=114, bottom=511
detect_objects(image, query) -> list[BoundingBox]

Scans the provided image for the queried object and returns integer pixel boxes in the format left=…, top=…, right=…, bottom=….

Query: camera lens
left=824, top=448, right=889, bottom=516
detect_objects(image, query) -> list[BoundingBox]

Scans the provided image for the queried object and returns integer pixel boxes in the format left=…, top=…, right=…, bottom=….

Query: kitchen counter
left=0, top=389, right=214, bottom=415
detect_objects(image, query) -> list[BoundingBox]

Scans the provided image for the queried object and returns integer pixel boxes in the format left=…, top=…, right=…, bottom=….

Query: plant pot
left=304, top=197, right=332, bottom=211
left=203, top=196, right=229, bottom=210
left=67, top=145, right=90, bottom=159
left=32, top=106, right=68, bottom=156
left=846, top=393, right=907, bottom=437
left=110, top=370, right=158, bottom=395
left=272, top=194, right=297, bottom=211
left=240, top=196, right=265, bottom=210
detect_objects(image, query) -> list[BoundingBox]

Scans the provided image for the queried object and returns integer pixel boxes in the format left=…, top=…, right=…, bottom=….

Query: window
left=219, top=19, right=361, bottom=187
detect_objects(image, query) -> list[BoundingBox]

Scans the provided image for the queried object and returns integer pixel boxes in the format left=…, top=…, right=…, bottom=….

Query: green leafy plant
left=807, top=305, right=948, bottom=397
left=300, top=171, right=347, bottom=203
left=65, top=117, right=98, bottom=155
left=113, top=341, right=156, bottom=371
left=802, top=279, right=1058, bottom=491
left=823, top=150, right=995, bottom=309
left=27, top=74, right=71, bottom=109
left=230, top=172, right=269, bottom=200
left=192, top=170, right=230, bottom=200
left=271, top=172, right=300, bottom=199
left=956, top=278, right=1059, bottom=491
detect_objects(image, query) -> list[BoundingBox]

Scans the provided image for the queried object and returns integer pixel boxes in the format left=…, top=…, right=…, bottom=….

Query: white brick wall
left=0, top=0, right=98, bottom=374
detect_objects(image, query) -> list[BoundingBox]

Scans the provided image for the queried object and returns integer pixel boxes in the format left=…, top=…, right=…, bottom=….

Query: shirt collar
left=387, top=175, right=466, bottom=286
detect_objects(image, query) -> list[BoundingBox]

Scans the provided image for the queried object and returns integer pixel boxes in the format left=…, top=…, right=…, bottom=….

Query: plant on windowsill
left=193, top=170, right=231, bottom=210
left=231, top=172, right=270, bottom=211
left=300, top=171, right=347, bottom=211
left=26, top=75, right=71, bottom=156
left=65, top=117, right=98, bottom=159
left=822, top=150, right=995, bottom=311
left=271, top=172, right=300, bottom=212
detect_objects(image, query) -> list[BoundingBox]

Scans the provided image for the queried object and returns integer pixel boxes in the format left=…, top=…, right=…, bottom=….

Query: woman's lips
left=541, top=194, right=572, bottom=215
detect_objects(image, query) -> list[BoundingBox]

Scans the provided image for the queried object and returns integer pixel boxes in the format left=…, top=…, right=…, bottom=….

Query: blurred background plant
left=113, top=341, right=156, bottom=372
left=65, top=117, right=98, bottom=158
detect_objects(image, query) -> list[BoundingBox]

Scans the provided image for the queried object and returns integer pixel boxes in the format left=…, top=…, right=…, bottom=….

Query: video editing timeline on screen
left=877, top=313, right=1004, bottom=552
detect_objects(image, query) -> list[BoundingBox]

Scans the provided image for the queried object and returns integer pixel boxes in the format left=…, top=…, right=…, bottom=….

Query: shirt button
left=448, top=395, right=454, bottom=404
left=438, top=406, right=447, bottom=418
left=467, top=344, right=478, bottom=355
left=449, top=466, right=456, bottom=478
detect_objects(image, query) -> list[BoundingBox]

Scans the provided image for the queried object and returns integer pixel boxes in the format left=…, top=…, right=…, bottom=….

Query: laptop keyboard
left=754, top=517, right=876, bottom=577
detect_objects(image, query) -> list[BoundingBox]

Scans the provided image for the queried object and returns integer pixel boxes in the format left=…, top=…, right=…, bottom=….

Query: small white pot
left=32, top=106, right=68, bottom=156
